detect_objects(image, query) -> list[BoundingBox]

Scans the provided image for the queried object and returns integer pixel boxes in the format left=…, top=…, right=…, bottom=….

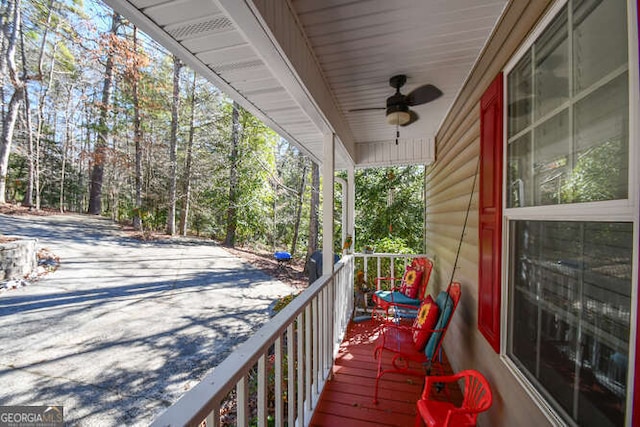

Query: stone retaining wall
left=0, top=238, right=38, bottom=281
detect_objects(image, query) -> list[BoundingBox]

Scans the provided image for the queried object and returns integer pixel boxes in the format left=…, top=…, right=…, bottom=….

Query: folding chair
left=373, top=282, right=461, bottom=404
left=371, top=257, right=433, bottom=321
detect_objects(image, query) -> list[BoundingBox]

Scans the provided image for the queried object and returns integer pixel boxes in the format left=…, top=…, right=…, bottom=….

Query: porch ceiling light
left=386, top=104, right=411, bottom=126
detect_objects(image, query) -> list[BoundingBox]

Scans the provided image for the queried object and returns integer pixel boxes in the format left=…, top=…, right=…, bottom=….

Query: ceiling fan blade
left=406, top=84, right=443, bottom=106
left=347, top=107, right=385, bottom=112
left=400, top=110, right=419, bottom=127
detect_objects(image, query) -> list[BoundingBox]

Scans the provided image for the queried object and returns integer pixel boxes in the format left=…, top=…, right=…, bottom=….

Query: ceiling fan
left=349, top=74, right=443, bottom=127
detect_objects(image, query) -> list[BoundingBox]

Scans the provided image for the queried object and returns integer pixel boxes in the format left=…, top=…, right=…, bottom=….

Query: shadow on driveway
left=0, top=213, right=295, bottom=426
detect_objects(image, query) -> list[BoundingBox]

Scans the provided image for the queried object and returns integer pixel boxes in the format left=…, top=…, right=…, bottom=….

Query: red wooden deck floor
left=310, top=318, right=458, bottom=427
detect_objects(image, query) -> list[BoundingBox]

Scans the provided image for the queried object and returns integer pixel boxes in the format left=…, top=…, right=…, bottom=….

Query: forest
left=0, top=0, right=426, bottom=258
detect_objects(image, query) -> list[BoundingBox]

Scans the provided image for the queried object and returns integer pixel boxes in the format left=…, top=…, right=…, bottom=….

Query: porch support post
left=347, top=164, right=355, bottom=250
left=322, top=132, right=335, bottom=276
left=335, top=177, right=348, bottom=250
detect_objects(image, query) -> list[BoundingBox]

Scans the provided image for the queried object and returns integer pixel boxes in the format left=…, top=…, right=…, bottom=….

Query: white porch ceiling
left=103, top=0, right=508, bottom=169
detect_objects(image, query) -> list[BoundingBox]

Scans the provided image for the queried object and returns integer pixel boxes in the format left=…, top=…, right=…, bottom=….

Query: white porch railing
left=151, top=254, right=354, bottom=427
left=353, top=252, right=433, bottom=290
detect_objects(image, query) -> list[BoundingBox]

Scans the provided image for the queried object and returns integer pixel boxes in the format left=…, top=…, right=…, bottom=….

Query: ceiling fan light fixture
left=386, top=105, right=411, bottom=125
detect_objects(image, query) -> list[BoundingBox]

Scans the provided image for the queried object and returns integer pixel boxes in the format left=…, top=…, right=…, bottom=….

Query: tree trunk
left=34, top=0, right=58, bottom=210
left=166, top=55, right=182, bottom=235
left=34, top=44, right=58, bottom=211
left=59, top=86, right=74, bottom=213
left=307, top=161, right=320, bottom=255
left=19, top=26, right=34, bottom=208
left=224, top=101, right=240, bottom=247
left=88, top=12, right=120, bottom=215
left=132, top=26, right=143, bottom=231
left=0, top=0, right=25, bottom=204
left=21, top=94, right=34, bottom=207
left=80, top=100, right=91, bottom=211
left=290, top=154, right=307, bottom=256
left=179, top=71, right=196, bottom=236
left=0, top=91, right=24, bottom=203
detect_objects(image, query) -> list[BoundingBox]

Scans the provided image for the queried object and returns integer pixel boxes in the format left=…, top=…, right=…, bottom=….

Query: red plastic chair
left=415, top=369, right=493, bottom=427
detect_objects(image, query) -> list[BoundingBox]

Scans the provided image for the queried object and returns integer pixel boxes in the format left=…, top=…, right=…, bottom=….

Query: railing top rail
left=151, top=256, right=351, bottom=427
left=353, top=252, right=434, bottom=258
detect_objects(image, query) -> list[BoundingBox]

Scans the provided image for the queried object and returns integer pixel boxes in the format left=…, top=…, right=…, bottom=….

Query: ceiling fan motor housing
left=386, top=98, right=410, bottom=125
left=386, top=77, right=411, bottom=125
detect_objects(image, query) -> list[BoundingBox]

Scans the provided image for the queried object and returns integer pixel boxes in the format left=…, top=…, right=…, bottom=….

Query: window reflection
left=534, top=8, right=568, bottom=120
left=506, top=0, right=628, bottom=208
left=507, top=133, right=532, bottom=207
left=533, top=110, right=570, bottom=205
left=509, top=221, right=631, bottom=427
left=508, top=51, right=532, bottom=137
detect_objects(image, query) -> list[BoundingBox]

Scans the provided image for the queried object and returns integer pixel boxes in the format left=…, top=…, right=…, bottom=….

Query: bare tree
left=166, top=54, right=182, bottom=235
left=132, top=26, right=143, bottom=231
left=0, top=0, right=26, bottom=204
left=179, top=71, right=196, bottom=236
left=87, top=12, right=121, bottom=215
left=33, top=43, right=59, bottom=210
left=224, top=101, right=240, bottom=247
left=290, top=153, right=307, bottom=255
left=59, top=84, right=78, bottom=212
left=308, top=161, right=320, bottom=255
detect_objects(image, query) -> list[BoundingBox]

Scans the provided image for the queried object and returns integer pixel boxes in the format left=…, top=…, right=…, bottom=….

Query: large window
left=508, top=221, right=632, bottom=426
left=505, top=1, right=633, bottom=426
left=506, top=0, right=629, bottom=208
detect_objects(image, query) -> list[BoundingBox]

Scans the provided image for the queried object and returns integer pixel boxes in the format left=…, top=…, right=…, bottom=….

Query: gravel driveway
left=0, top=213, right=295, bottom=426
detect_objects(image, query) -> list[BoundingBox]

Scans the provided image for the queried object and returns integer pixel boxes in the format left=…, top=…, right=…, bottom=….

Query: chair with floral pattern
left=371, top=257, right=434, bottom=321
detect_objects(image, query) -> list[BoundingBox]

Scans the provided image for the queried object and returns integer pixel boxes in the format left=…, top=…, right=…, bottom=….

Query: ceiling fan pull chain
left=395, top=125, right=399, bottom=145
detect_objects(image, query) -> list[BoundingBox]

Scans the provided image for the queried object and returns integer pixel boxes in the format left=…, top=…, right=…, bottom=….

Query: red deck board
left=320, top=388, right=417, bottom=414
left=312, top=400, right=416, bottom=426
left=310, top=318, right=457, bottom=426
left=310, top=412, right=390, bottom=427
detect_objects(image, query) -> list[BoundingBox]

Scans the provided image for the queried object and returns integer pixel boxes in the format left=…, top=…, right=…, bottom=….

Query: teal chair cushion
left=424, top=291, right=454, bottom=360
left=373, top=290, right=421, bottom=307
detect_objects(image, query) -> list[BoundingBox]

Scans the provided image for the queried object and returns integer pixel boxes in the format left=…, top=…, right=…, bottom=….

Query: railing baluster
left=305, top=304, right=312, bottom=413
left=363, top=255, right=369, bottom=287
left=205, top=405, right=217, bottom=427
left=330, top=276, right=336, bottom=358
left=390, top=255, right=395, bottom=287
left=274, top=336, right=283, bottom=427
left=287, top=324, right=295, bottom=427
left=322, top=286, right=328, bottom=379
left=312, top=295, right=319, bottom=395
left=297, top=311, right=304, bottom=427
left=257, top=354, right=266, bottom=427
left=237, top=375, right=248, bottom=427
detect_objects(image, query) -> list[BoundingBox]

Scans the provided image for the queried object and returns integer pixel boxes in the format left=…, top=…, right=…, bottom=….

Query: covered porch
left=102, top=0, right=639, bottom=426
left=150, top=253, right=459, bottom=426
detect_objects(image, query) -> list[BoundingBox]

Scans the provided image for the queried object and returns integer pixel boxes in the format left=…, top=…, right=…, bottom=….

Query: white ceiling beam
left=102, top=0, right=323, bottom=165
left=215, top=0, right=356, bottom=166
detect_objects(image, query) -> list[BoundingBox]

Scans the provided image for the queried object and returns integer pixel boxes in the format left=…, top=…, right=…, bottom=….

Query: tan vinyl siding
left=426, top=1, right=557, bottom=426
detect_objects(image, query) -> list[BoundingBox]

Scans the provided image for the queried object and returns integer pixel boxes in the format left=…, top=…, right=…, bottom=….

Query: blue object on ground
left=274, top=251, right=292, bottom=261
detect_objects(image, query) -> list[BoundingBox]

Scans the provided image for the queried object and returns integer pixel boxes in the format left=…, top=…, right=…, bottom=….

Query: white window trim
left=628, top=0, right=640, bottom=424
left=499, top=1, right=640, bottom=426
